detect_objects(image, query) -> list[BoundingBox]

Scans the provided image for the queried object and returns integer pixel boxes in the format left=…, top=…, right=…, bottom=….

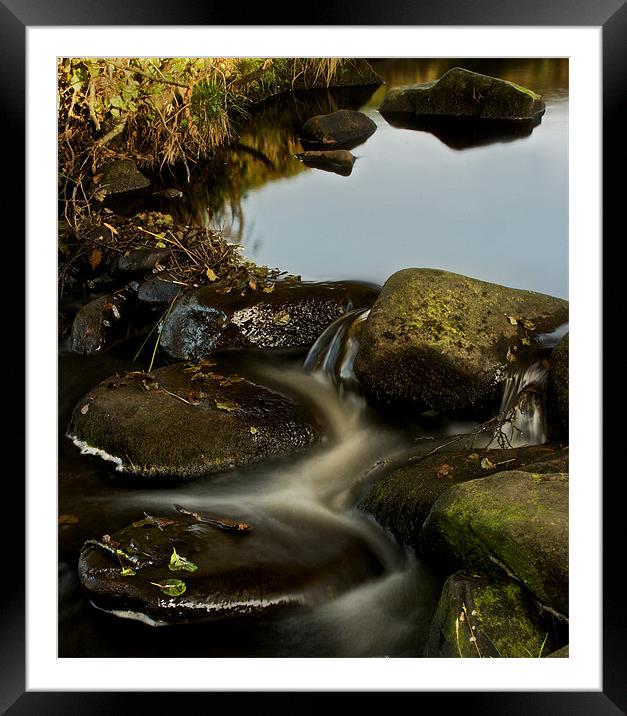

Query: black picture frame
left=6, top=1, right=619, bottom=712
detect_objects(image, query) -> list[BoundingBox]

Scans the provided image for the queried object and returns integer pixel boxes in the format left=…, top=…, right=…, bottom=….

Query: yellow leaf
left=481, top=457, right=496, bottom=470
left=206, top=267, right=218, bottom=281
left=103, top=222, right=118, bottom=235
left=88, top=247, right=103, bottom=271
left=250, top=426, right=258, bottom=434
left=273, top=310, right=291, bottom=326
left=215, top=400, right=238, bottom=412
left=506, top=348, right=516, bottom=363
left=506, top=315, right=518, bottom=325
left=262, top=284, right=275, bottom=293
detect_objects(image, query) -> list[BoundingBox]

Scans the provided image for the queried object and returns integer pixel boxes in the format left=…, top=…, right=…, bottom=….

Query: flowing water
left=59, top=59, right=569, bottom=657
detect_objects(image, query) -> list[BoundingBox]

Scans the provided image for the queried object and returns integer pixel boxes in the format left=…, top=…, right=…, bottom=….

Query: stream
left=59, top=59, right=568, bottom=658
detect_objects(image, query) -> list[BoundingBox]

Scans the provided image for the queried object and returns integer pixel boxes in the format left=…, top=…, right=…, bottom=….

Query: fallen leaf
left=521, top=319, right=536, bottom=331
left=150, top=578, right=186, bottom=596
left=481, top=457, right=496, bottom=470
left=248, top=280, right=257, bottom=291
left=273, top=310, right=291, bottom=326
left=467, top=453, right=480, bottom=461
left=206, top=267, right=218, bottom=281
left=521, top=337, right=532, bottom=346
left=215, top=400, right=238, bottom=412
left=80, top=404, right=90, bottom=415
left=141, top=379, right=160, bottom=391
left=120, top=566, right=136, bottom=577
left=168, top=547, right=198, bottom=573
left=132, top=513, right=176, bottom=530
left=506, top=348, right=516, bottom=363
left=506, top=315, right=518, bottom=325
left=435, top=463, right=454, bottom=479
left=58, top=514, right=79, bottom=525
left=103, top=222, right=118, bottom=235
left=249, top=426, right=258, bottom=434
left=262, top=284, right=275, bottom=294
left=88, top=247, right=103, bottom=270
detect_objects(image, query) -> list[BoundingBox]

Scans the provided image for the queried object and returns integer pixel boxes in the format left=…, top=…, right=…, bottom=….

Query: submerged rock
left=361, top=445, right=568, bottom=549
left=295, top=150, right=356, bottom=176
left=70, top=285, right=137, bottom=354
left=420, top=470, right=569, bottom=617
left=354, top=268, right=568, bottom=416
left=379, top=67, right=545, bottom=122
left=95, top=159, right=150, bottom=197
left=300, top=109, right=377, bottom=150
left=78, top=508, right=384, bottom=625
left=67, top=361, right=323, bottom=479
left=547, top=333, right=569, bottom=441
left=160, top=280, right=380, bottom=361
left=424, top=572, right=556, bottom=658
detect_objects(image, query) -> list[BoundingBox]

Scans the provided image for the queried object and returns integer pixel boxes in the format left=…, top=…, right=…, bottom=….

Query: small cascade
left=303, top=308, right=370, bottom=399
left=493, top=353, right=550, bottom=448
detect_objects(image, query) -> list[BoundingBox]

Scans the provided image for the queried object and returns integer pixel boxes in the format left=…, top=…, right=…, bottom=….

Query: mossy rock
left=160, top=280, right=380, bottom=361
left=353, top=268, right=568, bottom=416
left=78, top=507, right=384, bottom=625
left=545, top=644, right=569, bottom=658
left=70, top=286, right=137, bottom=354
left=420, top=470, right=569, bottom=616
left=379, top=67, right=545, bottom=121
left=96, top=159, right=150, bottom=196
left=547, top=333, right=569, bottom=441
left=424, top=572, right=556, bottom=657
left=360, top=445, right=568, bottom=549
left=67, top=361, right=323, bottom=480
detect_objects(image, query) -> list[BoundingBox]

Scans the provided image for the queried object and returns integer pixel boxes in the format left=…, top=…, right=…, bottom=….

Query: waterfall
left=492, top=353, right=550, bottom=448
left=303, top=308, right=370, bottom=400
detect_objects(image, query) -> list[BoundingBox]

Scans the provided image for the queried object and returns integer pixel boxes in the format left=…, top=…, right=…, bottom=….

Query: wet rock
left=70, top=285, right=137, bottom=354
left=295, top=150, right=356, bottom=176
left=160, top=280, right=380, bottom=361
left=354, top=268, right=568, bottom=416
left=67, top=361, right=324, bottom=479
left=424, top=572, right=556, bottom=658
left=545, top=644, right=569, bottom=657
left=137, top=270, right=187, bottom=310
left=379, top=67, right=545, bottom=122
left=420, top=470, right=569, bottom=616
left=95, top=159, right=150, bottom=197
left=361, top=445, right=568, bottom=549
left=112, top=248, right=172, bottom=276
left=547, top=333, right=569, bottom=441
left=300, top=109, right=377, bottom=150
left=78, top=508, right=384, bottom=625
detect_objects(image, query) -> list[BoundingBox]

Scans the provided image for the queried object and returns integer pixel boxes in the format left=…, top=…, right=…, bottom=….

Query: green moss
left=506, top=80, right=541, bottom=100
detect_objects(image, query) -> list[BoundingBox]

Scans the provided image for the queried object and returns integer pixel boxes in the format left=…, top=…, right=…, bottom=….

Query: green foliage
left=150, top=578, right=187, bottom=596
left=168, top=548, right=198, bottom=573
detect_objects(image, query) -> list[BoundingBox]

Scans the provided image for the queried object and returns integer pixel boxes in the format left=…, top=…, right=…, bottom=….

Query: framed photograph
left=9, top=0, right=619, bottom=711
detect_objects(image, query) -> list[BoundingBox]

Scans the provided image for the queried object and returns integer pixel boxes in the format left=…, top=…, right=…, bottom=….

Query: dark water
left=60, top=59, right=568, bottom=657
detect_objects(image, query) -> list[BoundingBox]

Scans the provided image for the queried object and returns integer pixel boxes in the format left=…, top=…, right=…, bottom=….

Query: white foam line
left=68, top=435, right=125, bottom=471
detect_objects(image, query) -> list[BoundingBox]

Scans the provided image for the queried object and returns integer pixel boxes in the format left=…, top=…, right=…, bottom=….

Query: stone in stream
left=379, top=67, right=545, bottom=122
left=295, top=150, right=356, bottom=176
left=353, top=269, right=569, bottom=416
left=70, top=284, right=138, bottom=354
left=424, top=572, right=557, bottom=658
left=137, top=269, right=187, bottom=310
left=299, top=109, right=377, bottom=150
left=360, top=444, right=568, bottom=550
left=111, top=247, right=172, bottom=276
left=78, top=508, right=384, bottom=625
left=94, top=159, right=150, bottom=197
left=67, top=361, right=324, bottom=479
left=160, top=280, right=380, bottom=361
left=420, top=470, right=569, bottom=617
left=546, top=333, right=569, bottom=442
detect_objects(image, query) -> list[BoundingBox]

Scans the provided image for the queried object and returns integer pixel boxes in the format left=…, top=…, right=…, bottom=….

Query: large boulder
left=379, top=67, right=545, bottom=122
left=160, top=280, right=380, bottom=361
left=67, top=361, right=323, bottom=479
left=547, top=333, right=569, bottom=441
left=70, top=284, right=137, bottom=354
left=299, top=110, right=377, bottom=150
left=361, top=445, right=568, bottom=549
left=78, top=508, right=384, bottom=625
left=424, top=572, right=556, bottom=658
left=353, top=269, right=568, bottom=416
left=420, top=470, right=569, bottom=616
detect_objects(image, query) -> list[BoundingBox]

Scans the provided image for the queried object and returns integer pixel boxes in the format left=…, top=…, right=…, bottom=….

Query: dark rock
left=547, top=333, right=569, bottom=441
left=295, top=150, right=356, bottom=176
left=95, top=159, right=150, bottom=196
left=360, top=445, right=568, bottom=549
left=137, top=270, right=187, bottom=310
left=78, top=508, right=384, bottom=625
left=67, top=361, right=324, bottom=479
left=300, top=109, right=377, bottom=150
left=379, top=67, right=545, bottom=121
left=354, top=268, right=568, bottom=416
left=70, top=285, right=137, bottom=354
left=545, top=644, right=569, bottom=658
left=112, top=248, right=172, bottom=276
left=424, top=572, right=556, bottom=658
left=420, top=470, right=569, bottom=616
left=160, top=280, right=380, bottom=362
